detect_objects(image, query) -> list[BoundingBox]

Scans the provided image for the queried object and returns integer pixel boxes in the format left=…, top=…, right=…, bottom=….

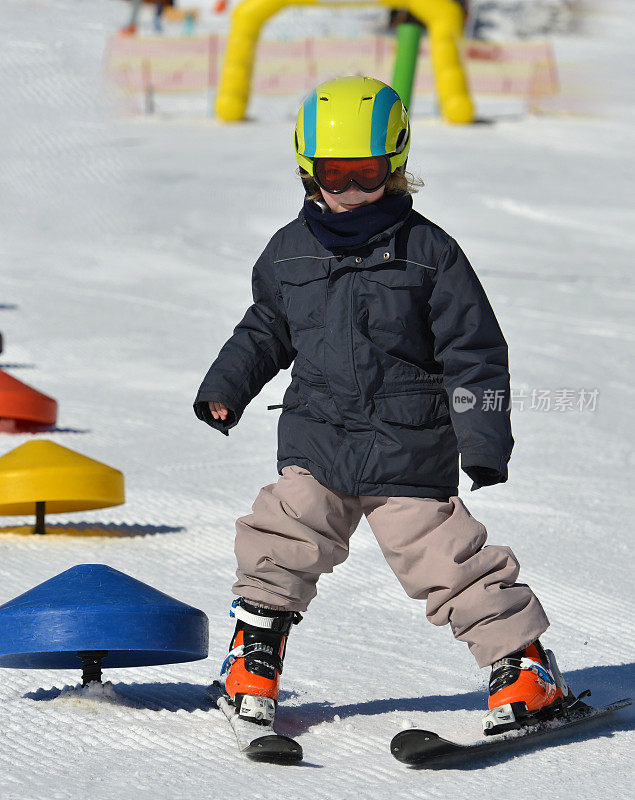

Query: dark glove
left=464, top=465, right=505, bottom=491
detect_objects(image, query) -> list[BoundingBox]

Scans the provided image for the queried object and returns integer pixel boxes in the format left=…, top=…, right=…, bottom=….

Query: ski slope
left=0, top=1, right=633, bottom=797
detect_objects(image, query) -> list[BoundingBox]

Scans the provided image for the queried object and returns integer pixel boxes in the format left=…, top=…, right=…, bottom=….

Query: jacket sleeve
left=193, top=238, right=297, bottom=436
left=428, top=237, right=514, bottom=487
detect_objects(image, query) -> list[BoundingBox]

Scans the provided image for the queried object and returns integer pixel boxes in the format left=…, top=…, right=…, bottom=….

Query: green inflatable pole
left=392, top=21, right=423, bottom=110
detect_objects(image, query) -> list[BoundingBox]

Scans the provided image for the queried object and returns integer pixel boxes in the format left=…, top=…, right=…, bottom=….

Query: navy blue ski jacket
left=194, top=206, right=514, bottom=499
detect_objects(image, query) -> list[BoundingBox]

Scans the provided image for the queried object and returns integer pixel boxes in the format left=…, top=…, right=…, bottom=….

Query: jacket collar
left=301, top=193, right=413, bottom=253
left=272, top=203, right=414, bottom=278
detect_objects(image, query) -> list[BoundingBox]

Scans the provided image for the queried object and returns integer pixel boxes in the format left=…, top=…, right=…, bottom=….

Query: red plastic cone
left=0, top=371, right=58, bottom=432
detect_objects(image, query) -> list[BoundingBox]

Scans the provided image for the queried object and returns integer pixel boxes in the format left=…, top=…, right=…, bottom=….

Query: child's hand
left=208, top=401, right=229, bottom=421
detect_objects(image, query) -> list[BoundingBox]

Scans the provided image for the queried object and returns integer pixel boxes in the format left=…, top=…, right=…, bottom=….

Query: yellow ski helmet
left=294, top=76, right=410, bottom=178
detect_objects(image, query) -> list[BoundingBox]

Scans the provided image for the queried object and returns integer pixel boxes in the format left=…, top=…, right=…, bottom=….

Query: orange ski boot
left=483, top=640, right=571, bottom=735
left=220, top=598, right=301, bottom=725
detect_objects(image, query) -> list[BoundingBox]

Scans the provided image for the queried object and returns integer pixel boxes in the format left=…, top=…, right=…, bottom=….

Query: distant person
left=194, top=75, right=574, bottom=745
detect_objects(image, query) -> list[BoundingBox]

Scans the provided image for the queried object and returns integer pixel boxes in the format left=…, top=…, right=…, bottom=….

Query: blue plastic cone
left=0, top=564, right=209, bottom=671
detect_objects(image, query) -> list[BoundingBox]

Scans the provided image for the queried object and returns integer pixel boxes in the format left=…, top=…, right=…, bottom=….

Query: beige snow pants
left=233, top=464, right=549, bottom=668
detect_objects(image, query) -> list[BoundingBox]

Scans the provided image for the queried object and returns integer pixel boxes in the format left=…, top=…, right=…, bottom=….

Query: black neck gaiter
left=302, top=192, right=413, bottom=252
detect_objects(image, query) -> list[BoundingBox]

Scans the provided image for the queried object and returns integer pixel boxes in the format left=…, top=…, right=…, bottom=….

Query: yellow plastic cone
left=0, top=441, right=125, bottom=534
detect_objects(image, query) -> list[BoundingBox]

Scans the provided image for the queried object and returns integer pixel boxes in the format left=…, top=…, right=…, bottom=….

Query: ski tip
left=244, top=734, right=303, bottom=764
left=390, top=729, right=449, bottom=765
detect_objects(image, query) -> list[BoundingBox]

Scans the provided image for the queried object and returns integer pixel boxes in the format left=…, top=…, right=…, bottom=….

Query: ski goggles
left=313, top=155, right=391, bottom=194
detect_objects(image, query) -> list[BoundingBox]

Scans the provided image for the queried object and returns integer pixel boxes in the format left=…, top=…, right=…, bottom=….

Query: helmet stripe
left=302, top=90, right=318, bottom=158
left=370, top=86, right=398, bottom=156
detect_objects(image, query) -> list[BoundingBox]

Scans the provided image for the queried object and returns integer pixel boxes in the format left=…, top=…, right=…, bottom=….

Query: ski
left=206, top=681, right=303, bottom=764
left=390, top=696, right=631, bottom=768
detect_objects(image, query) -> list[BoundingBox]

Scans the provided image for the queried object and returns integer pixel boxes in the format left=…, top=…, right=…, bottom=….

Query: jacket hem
left=277, top=457, right=457, bottom=499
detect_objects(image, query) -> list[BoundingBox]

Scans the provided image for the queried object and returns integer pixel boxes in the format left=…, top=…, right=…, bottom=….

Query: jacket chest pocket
left=357, top=262, right=431, bottom=336
left=276, top=258, right=330, bottom=331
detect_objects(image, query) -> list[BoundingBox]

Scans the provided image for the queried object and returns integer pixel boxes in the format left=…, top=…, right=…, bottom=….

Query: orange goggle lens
left=313, top=156, right=391, bottom=194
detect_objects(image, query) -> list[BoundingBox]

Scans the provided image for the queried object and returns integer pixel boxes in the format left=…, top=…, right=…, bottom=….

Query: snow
left=0, top=0, right=633, bottom=797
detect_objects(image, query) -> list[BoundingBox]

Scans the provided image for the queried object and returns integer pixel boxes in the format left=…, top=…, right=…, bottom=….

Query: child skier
left=194, top=76, right=572, bottom=739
